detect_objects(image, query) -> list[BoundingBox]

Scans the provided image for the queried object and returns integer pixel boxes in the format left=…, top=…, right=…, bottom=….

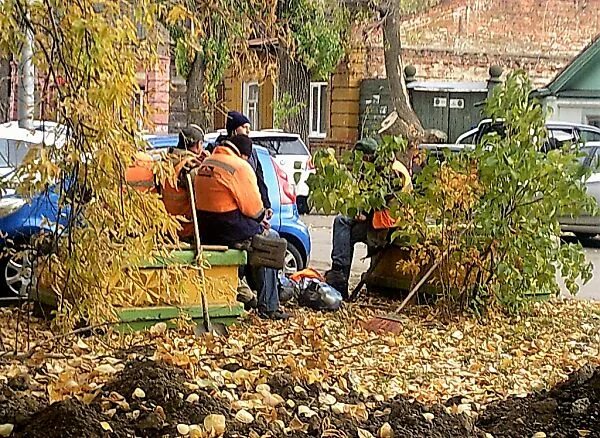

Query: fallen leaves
left=1, top=300, right=600, bottom=436
left=0, top=424, right=14, bottom=437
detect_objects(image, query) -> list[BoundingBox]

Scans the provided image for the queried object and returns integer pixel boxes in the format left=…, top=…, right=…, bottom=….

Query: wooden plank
left=332, top=73, right=350, bottom=88
left=332, top=87, right=360, bottom=101
left=117, top=303, right=244, bottom=322
left=331, top=126, right=359, bottom=141
left=331, top=101, right=359, bottom=115
left=260, top=79, right=274, bottom=129
left=141, top=249, right=247, bottom=268
left=331, top=112, right=359, bottom=128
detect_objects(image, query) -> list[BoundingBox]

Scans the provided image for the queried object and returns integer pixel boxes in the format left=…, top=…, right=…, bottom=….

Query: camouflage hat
left=353, top=138, right=378, bottom=155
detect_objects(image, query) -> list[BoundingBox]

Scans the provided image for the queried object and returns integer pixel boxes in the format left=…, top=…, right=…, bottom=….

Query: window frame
left=309, top=82, right=327, bottom=139
left=243, top=81, right=260, bottom=129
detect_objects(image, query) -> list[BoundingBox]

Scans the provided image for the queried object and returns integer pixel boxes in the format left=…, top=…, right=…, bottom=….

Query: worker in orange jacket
left=325, top=138, right=412, bottom=298
left=161, top=125, right=207, bottom=242
left=195, top=135, right=289, bottom=320
left=125, top=151, right=156, bottom=193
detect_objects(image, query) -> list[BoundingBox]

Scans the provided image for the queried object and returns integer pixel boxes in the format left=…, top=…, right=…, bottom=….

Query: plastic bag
left=278, top=276, right=299, bottom=304
left=297, top=279, right=343, bottom=311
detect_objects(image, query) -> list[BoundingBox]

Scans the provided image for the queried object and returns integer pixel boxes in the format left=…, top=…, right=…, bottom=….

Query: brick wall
left=358, top=0, right=600, bottom=86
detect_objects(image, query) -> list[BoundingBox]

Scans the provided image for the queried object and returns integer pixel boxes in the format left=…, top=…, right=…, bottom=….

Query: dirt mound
left=3, top=359, right=600, bottom=437
left=477, top=364, right=600, bottom=437
left=103, top=360, right=227, bottom=437
left=0, top=384, right=44, bottom=426
left=16, top=398, right=132, bottom=438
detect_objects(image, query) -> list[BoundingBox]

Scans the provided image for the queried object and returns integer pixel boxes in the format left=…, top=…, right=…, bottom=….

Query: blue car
left=146, top=135, right=312, bottom=274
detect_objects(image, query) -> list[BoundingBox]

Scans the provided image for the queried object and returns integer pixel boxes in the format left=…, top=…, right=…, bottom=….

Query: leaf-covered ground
left=0, top=299, right=599, bottom=437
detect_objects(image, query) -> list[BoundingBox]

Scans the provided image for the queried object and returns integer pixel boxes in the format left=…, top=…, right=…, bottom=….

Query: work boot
left=324, top=267, right=349, bottom=299
left=258, top=309, right=290, bottom=320
left=237, top=279, right=257, bottom=310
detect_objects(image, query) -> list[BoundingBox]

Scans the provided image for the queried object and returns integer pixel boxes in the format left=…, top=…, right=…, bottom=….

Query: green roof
left=536, top=34, right=600, bottom=98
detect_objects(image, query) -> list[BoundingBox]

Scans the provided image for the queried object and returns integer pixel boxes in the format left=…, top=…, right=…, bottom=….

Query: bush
left=309, top=71, right=596, bottom=314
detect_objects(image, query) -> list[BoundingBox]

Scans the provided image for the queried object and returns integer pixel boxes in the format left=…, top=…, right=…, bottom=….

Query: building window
left=310, top=82, right=327, bottom=138
left=133, top=87, right=145, bottom=130
left=243, top=81, right=260, bottom=129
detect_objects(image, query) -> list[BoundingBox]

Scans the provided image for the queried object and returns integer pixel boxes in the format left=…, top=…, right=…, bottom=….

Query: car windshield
left=253, top=137, right=308, bottom=155
left=0, top=139, right=33, bottom=168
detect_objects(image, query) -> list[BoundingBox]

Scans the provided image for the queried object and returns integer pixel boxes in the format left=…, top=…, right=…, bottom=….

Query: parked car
left=455, top=119, right=600, bottom=148
left=559, top=142, right=600, bottom=238
left=0, top=132, right=312, bottom=301
left=145, top=136, right=312, bottom=274
left=0, top=121, right=68, bottom=299
left=204, top=130, right=315, bottom=214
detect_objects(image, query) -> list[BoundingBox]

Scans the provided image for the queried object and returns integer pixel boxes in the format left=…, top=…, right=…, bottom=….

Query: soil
left=16, top=398, right=133, bottom=438
left=477, top=364, right=600, bottom=437
left=2, top=361, right=599, bottom=437
left=103, top=360, right=227, bottom=437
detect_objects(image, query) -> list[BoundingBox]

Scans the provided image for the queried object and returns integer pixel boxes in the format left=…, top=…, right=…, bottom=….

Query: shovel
left=185, top=173, right=228, bottom=337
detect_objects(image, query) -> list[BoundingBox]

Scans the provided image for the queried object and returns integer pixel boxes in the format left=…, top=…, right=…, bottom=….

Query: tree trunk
left=0, top=56, right=12, bottom=123
left=276, top=47, right=311, bottom=147
left=186, top=53, right=214, bottom=131
left=381, top=1, right=424, bottom=145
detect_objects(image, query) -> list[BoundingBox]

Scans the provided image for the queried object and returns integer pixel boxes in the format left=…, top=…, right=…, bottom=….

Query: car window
left=549, top=128, right=577, bottom=147
left=276, top=138, right=308, bottom=155
left=253, top=137, right=307, bottom=155
left=252, top=139, right=277, bottom=155
left=0, top=139, right=32, bottom=167
left=579, top=129, right=600, bottom=143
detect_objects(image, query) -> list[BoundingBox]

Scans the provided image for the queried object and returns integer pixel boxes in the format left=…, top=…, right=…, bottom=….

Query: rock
left=532, top=398, right=558, bottom=415
left=136, top=412, right=164, bottom=431
left=571, top=398, right=591, bottom=415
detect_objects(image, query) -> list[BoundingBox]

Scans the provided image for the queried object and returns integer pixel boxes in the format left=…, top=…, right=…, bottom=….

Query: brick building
left=217, top=0, right=600, bottom=152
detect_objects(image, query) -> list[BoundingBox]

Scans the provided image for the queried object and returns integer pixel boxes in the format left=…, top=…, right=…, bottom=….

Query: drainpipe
left=17, top=18, right=35, bottom=130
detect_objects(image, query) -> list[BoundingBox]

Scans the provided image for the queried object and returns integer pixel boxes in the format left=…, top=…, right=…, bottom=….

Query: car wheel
left=0, top=247, right=34, bottom=300
left=296, top=196, right=309, bottom=215
left=284, top=242, right=305, bottom=275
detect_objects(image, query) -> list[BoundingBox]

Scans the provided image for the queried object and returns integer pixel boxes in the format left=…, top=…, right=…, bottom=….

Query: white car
left=0, top=120, right=66, bottom=187
left=205, top=130, right=315, bottom=214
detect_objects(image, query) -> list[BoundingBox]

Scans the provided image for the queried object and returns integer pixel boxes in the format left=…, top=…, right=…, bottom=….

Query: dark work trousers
left=245, top=229, right=280, bottom=313
left=331, top=215, right=370, bottom=279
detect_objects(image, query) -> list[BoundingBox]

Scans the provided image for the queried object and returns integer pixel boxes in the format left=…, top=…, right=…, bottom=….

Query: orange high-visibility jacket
left=195, top=145, right=264, bottom=219
left=162, top=150, right=203, bottom=239
left=125, top=151, right=156, bottom=193
left=372, top=160, right=413, bottom=230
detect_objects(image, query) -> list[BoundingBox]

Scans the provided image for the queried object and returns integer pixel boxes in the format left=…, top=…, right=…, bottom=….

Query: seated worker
left=161, top=125, right=207, bottom=243
left=208, top=111, right=273, bottom=222
left=325, top=138, right=412, bottom=298
left=195, top=134, right=289, bottom=320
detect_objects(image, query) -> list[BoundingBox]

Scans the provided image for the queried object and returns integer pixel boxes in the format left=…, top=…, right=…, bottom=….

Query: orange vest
left=371, top=160, right=413, bottom=230
left=162, top=156, right=197, bottom=239
left=125, top=152, right=156, bottom=193
left=195, top=146, right=264, bottom=220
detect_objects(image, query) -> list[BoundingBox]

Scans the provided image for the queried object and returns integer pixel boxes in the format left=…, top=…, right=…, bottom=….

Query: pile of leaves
left=1, top=300, right=599, bottom=436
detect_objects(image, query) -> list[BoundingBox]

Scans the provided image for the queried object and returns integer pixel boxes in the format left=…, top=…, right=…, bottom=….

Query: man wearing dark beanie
left=226, top=111, right=251, bottom=137
left=195, top=134, right=289, bottom=320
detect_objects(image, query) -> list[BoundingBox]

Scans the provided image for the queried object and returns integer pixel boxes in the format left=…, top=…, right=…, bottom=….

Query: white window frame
left=133, top=87, right=145, bottom=130
left=242, top=81, right=260, bottom=129
left=309, top=82, right=327, bottom=138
